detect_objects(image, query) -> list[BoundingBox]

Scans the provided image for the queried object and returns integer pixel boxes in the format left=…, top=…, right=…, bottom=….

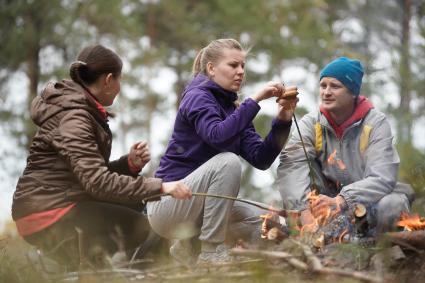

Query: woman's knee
left=213, top=152, right=241, bottom=178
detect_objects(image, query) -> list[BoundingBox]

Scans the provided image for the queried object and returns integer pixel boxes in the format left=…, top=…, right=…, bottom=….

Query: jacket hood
left=320, top=95, right=374, bottom=138
left=183, top=74, right=238, bottom=103
left=30, top=80, right=99, bottom=126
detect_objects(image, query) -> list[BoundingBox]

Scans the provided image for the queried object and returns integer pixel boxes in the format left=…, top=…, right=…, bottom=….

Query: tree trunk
left=23, top=7, right=41, bottom=150
left=397, top=0, right=412, bottom=144
left=174, top=52, right=186, bottom=109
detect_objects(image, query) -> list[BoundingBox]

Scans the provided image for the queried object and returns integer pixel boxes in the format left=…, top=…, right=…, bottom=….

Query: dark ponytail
left=69, top=45, right=122, bottom=87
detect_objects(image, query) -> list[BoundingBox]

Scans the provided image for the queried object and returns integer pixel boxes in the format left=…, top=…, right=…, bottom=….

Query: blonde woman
left=148, top=38, right=298, bottom=265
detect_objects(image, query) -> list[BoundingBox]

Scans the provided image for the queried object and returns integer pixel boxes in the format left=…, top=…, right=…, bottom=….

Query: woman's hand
left=251, top=81, right=285, bottom=103
left=162, top=181, right=192, bottom=199
left=128, top=141, right=151, bottom=170
left=276, top=86, right=299, bottom=122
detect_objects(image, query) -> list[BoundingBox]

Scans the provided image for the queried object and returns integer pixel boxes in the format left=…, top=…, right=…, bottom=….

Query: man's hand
left=310, top=194, right=346, bottom=220
left=299, top=209, right=319, bottom=233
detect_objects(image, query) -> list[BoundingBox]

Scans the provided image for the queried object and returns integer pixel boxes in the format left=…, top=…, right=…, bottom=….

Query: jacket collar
left=184, top=74, right=238, bottom=103
left=84, top=91, right=108, bottom=120
left=320, top=96, right=374, bottom=139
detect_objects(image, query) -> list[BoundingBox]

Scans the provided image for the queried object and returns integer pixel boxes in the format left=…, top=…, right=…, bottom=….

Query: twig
left=292, top=240, right=385, bottom=283
left=51, top=268, right=145, bottom=281
left=388, top=238, right=423, bottom=254
left=230, top=248, right=308, bottom=270
left=113, top=258, right=154, bottom=268
left=161, top=271, right=257, bottom=280
left=387, top=230, right=425, bottom=250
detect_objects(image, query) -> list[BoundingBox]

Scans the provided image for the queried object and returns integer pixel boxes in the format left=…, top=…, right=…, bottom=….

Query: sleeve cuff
left=245, top=98, right=261, bottom=110
left=272, top=118, right=292, bottom=128
left=127, top=156, right=142, bottom=174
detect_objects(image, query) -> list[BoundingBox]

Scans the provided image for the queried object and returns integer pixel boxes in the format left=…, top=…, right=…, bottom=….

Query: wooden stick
left=291, top=112, right=318, bottom=194
left=387, top=230, right=425, bottom=249
left=230, top=248, right=308, bottom=270
left=292, top=240, right=385, bottom=283
left=144, top=192, right=301, bottom=217
left=267, top=227, right=288, bottom=242
left=161, top=271, right=257, bottom=281
left=388, top=238, right=423, bottom=254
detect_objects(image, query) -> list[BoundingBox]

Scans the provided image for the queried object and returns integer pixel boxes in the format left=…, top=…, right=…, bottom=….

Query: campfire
left=260, top=179, right=377, bottom=249
left=260, top=208, right=289, bottom=242
left=396, top=212, right=425, bottom=231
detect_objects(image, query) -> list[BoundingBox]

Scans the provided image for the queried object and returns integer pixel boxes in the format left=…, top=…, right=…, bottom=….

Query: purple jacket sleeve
left=240, top=119, right=292, bottom=170
left=184, top=92, right=260, bottom=147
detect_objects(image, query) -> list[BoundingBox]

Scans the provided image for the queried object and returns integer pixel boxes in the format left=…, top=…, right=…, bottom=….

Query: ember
left=260, top=209, right=289, bottom=241
left=397, top=211, right=425, bottom=231
left=299, top=193, right=378, bottom=247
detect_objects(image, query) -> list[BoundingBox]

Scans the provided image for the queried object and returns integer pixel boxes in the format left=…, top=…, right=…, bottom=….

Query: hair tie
left=73, top=60, right=87, bottom=66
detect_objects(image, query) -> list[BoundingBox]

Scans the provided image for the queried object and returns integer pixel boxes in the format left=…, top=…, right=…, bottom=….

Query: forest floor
left=2, top=198, right=425, bottom=283
left=2, top=228, right=425, bottom=283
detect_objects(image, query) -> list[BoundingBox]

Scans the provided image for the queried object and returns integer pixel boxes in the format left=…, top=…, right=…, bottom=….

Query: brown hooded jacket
left=12, top=80, right=162, bottom=219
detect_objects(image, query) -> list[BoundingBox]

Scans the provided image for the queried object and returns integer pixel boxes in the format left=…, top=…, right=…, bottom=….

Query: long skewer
left=291, top=112, right=318, bottom=194
left=279, top=83, right=318, bottom=194
left=143, top=192, right=300, bottom=217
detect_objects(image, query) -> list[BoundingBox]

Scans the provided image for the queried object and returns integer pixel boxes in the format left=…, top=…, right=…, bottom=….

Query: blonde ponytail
left=192, top=39, right=245, bottom=77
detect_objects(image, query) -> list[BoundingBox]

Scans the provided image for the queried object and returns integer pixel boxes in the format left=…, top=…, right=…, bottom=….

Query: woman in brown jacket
left=12, top=44, right=191, bottom=269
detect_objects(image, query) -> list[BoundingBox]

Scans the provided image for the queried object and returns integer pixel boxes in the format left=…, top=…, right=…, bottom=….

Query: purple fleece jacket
left=155, top=74, right=292, bottom=181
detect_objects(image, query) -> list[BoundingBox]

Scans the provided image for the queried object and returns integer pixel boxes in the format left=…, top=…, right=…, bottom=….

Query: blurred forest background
left=0, top=0, right=425, bottom=235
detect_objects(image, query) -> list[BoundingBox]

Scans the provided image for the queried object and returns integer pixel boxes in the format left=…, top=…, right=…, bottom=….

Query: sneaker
left=197, top=243, right=235, bottom=266
left=169, top=239, right=196, bottom=267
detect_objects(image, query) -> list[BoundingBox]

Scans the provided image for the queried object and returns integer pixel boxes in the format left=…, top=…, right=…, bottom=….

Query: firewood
left=354, top=203, right=367, bottom=218
left=313, top=233, right=325, bottom=249
left=260, top=214, right=289, bottom=241
left=353, top=203, right=369, bottom=237
left=387, top=230, right=425, bottom=250
left=267, top=227, right=288, bottom=242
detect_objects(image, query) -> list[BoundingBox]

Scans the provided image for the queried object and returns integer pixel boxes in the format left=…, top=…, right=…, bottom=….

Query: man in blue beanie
left=320, top=57, right=363, bottom=96
left=276, top=57, right=414, bottom=234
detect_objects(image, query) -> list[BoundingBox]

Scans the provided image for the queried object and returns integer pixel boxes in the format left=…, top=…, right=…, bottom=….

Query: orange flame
left=327, top=149, right=337, bottom=165
left=327, top=149, right=347, bottom=170
left=260, top=203, right=281, bottom=239
left=337, top=159, right=346, bottom=170
left=260, top=213, right=274, bottom=238
left=397, top=211, right=425, bottom=231
left=299, top=192, right=346, bottom=244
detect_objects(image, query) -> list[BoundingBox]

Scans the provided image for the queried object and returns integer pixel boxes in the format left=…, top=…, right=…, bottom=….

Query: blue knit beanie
left=319, top=57, right=364, bottom=96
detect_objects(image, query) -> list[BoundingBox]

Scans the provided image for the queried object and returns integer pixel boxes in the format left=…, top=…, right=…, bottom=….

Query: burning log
left=313, top=233, right=325, bottom=249
left=315, top=214, right=352, bottom=245
left=260, top=214, right=289, bottom=242
left=387, top=230, right=425, bottom=250
left=267, top=227, right=287, bottom=242
left=397, top=212, right=425, bottom=231
left=354, top=203, right=369, bottom=237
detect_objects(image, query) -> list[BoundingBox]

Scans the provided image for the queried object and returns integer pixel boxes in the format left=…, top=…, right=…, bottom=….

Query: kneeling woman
left=147, top=38, right=298, bottom=265
left=12, top=44, right=191, bottom=269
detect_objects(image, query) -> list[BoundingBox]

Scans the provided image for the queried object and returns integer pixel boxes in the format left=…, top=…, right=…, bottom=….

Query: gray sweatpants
left=147, top=153, right=265, bottom=244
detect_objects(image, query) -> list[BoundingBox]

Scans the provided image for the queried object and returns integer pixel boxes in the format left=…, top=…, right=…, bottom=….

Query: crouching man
left=275, top=57, right=414, bottom=233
